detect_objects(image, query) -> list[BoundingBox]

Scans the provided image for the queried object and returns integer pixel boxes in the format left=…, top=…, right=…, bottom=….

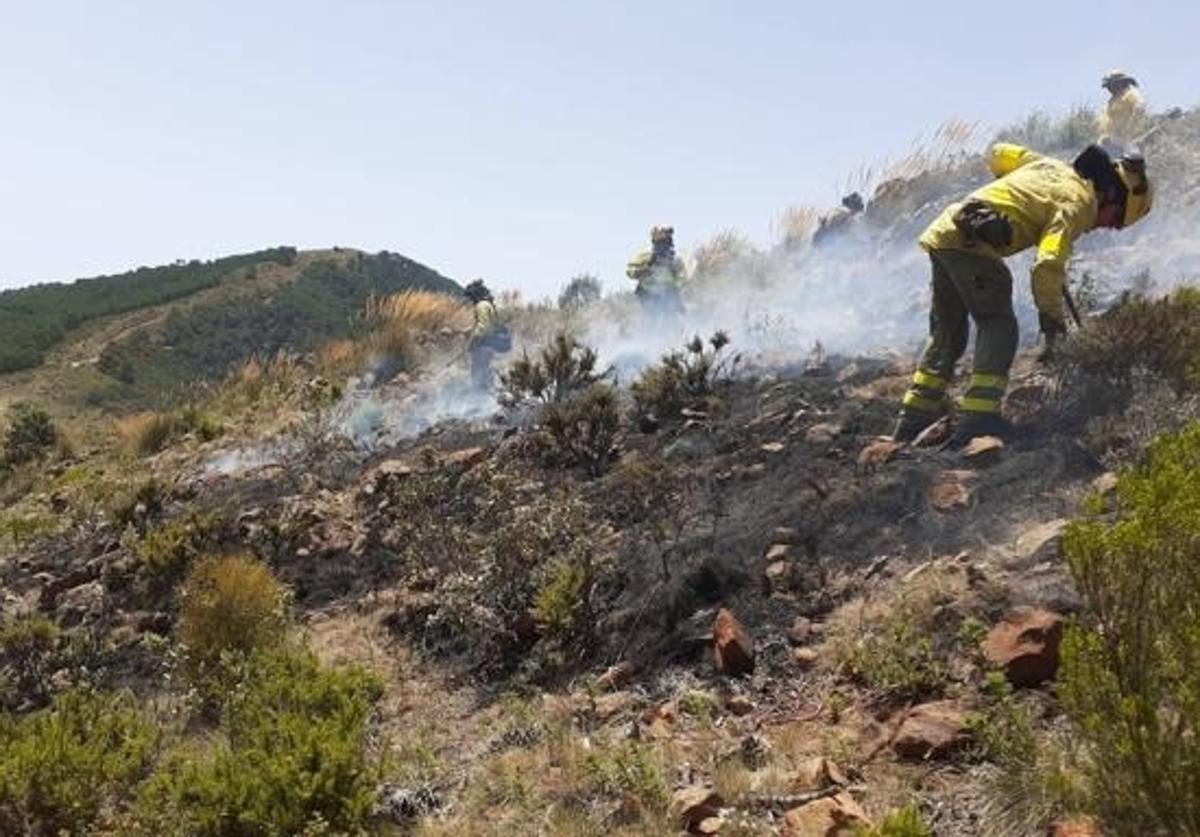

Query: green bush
left=541, top=383, right=620, bottom=474
left=0, top=615, right=61, bottom=711
left=1060, top=423, right=1200, bottom=835
left=134, top=511, right=223, bottom=596
left=583, top=741, right=668, bottom=813
left=2, top=403, right=57, bottom=466
left=631, top=332, right=739, bottom=421
left=0, top=690, right=156, bottom=835
left=132, top=647, right=384, bottom=836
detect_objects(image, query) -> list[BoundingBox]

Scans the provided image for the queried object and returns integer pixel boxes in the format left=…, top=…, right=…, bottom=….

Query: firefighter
left=463, top=279, right=511, bottom=390
left=812, top=192, right=865, bottom=248
left=1099, top=69, right=1147, bottom=155
left=893, top=142, right=1152, bottom=446
left=626, top=225, right=686, bottom=318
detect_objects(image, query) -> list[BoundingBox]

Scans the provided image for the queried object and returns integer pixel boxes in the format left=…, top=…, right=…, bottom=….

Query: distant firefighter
left=1099, top=69, right=1147, bottom=155
left=893, top=143, right=1152, bottom=448
left=626, top=225, right=686, bottom=318
left=463, top=279, right=511, bottom=390
left=811, top=192, right=864, bottom=248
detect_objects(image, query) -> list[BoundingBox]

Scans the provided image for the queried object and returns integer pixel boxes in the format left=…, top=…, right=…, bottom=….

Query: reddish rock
left=671, top=785, right=724, bottom=832
left=892, top=701, right=971, bottom=760
left=983, top=608, right=1065, bottom=687
left=928, top=476, right=972, bottom=511
left=597, top=660, right=635, bottom=691
left=713, top=608, right=755, bottom=675
left=793, top=647, right=819, bottom=670
left=790, top=756, right=848, bottom=791
left=858, top=438, right=901, bottom=467
left=781, top=793, right=871, bottom=836
left=725, top=694, right=756, bottom=716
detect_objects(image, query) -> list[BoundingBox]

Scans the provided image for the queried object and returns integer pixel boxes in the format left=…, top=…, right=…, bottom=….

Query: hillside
left=1, top=106, right=1200, bottom=836
left=0, top=247, right=460, bottom=413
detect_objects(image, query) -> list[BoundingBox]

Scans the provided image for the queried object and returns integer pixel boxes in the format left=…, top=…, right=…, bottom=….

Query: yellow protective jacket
left=919, top=143, right=1098, bottom=324
left=626, top=249, right=685, bottom=292
left=471, top=300, right=497, bottom=341
left=1100, top=87, right=1147, bottom=148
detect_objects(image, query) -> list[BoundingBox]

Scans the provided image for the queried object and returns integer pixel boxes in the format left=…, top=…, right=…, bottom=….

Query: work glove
left=1038, top=313, right=1067, bottom=362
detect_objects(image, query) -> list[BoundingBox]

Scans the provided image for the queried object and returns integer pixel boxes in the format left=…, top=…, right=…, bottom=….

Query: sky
left=1, top=1, right=1198, bottom=298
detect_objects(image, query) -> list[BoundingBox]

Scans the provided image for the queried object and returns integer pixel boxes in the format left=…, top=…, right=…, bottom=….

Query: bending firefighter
left=464, top=279, right=511, bottom=391
left=894, top=142, right=1152, bottom=446
left=626, top=225, right=686, bottom=318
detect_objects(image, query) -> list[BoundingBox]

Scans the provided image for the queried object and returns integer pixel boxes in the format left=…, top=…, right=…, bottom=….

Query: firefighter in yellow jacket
left=1099, top=70, right=1147, bottom=154
left=626, top=225, right=686, bottom=318
left=464, top=279, right=511, bottom=391
left=893, top=142, right=1152, bottom=446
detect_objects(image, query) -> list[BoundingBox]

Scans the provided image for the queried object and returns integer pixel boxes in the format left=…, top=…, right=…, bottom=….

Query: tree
left=558, top=274, right=602, bottom=312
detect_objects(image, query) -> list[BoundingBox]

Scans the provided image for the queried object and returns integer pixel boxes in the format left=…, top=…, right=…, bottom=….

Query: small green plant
left=2, top=402, right=57, bottom=466
left=583, top=741, right=669, bottom=813
left=1059, top=424, right=1200, bottom=835
left=134, top=511, right=222, bottom=595
left=678, top=690, right=719, bottom=723
left=841, top=619, right=947, bottom=702
left=967, top=671, right=1037, bottom=766
left=857, top=805, right=931, bottom=837
left=0, top=615, right=61, bottom=710
left=177, top=553, right=290, bottom=692
left=131, top=647, right=383, bottom=836
left=109, top=477, right=168, bottom=529
left=0, top=513, right=58, bottom=548
left=0, top=690, right=156, bottom=836
left=499, top=332, right=606, bottom=407
left=631, top=331, right=739, bottom=420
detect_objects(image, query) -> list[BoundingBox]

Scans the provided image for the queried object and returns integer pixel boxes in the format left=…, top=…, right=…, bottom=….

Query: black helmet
left=841, top=192, right=865, bottom=213
left=463, top=279, right=493, bottom=303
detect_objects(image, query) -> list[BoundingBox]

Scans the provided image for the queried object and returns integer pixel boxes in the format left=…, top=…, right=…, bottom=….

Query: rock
left=793, top=647, right=819, bottom=669
left=760, top=442, right=786, bottom=454
left=671, top=785, right=724, bottom=832
left=1015, top=519, right=1069, bottom=565
left=441, top=447, right=487, bottom=470
left=374, top=783, right=442, bottom=822
left=961, top=435, right=1004, bottom=465
left=804, top=423, right=841, bottom=444
left=787, top=616, right=814, bottom=645
left=56, top=580, right=105, bottom=627
left=791, top=756, right=848, bottom=791
left=781, top=793, right=871, bottom=836
left=1091, top=472, right=1118, bottom=496
left=696, top=816, right=724, bottom=834
left=858, top=438, right=901, bottom=467
left=713, top=608, right=755, bottom=675
left=364, top=459, right=414, bottom=494
left=765, top=543, right=793, bottom=562
left=1048, top=816, right=1102, bottom=837
left=913, top=416, right=952, bottom=448
left=928, top=470, right=974, bottom=511
left=765, top=561, right=794, bottom=595
left=597, top=660, right=635, bottom=691
left=892, top=701, right=971, bottom=760
left=725, top=694, right=756, bottom=716
left=983, top=608, right=1065, bottom=687
left=772, top=526, right=801, bottom=545
left=38, top=562, right=101, bottom=610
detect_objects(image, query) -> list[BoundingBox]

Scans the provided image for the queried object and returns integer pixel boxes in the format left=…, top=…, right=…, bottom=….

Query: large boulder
left=983, top=608, right=1065, bottom=687
left=892, top=701, right=971, bottom=760
left=671, top=785, right=724, bottom=833
left=713, top=608, right=755, bottom=675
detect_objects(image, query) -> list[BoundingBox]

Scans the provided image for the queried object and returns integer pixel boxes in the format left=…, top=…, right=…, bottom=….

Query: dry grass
left=361, top=290, right=470, bottom=361
left=774, top=205, right=820, bottom=250
left=115, top=411, right=179, bottom=456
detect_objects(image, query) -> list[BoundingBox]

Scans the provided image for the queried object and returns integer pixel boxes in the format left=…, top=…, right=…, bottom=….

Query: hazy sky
left=1, top=1, right=1197, bottom=297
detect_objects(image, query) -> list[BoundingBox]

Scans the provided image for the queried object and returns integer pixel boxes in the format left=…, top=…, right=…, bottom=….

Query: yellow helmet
left=649, top=225, right=674, bottom=244
left=1115, top=156, right=1151, bottom=228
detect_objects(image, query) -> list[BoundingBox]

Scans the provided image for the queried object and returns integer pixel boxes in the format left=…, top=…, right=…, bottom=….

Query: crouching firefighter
left=626, top=225, right=686, bottom=319
left=893, top=142, right=1152, bottom=447
left=464, top=279, right=512, bottom=391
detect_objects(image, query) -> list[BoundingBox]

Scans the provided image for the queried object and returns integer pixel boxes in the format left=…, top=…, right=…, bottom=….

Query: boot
left=944, top=413, right=1011, bottom=450
left=892, top=411, right=938, bottom=444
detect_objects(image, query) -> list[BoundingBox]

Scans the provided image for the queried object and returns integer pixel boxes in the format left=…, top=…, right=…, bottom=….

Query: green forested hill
left=93, top=249, right=460, bottom=402
left=0, top=248, right=300, bottom=374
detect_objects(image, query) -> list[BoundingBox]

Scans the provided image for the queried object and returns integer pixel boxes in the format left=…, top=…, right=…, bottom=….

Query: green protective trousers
left=900, top=249, right=1018, bottom=422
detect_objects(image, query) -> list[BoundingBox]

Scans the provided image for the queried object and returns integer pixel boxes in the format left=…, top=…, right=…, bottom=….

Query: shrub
left=499, top=332, right=605, bottom=407
left=134, top=511, right=223, bottom=595
left=557, top=274, right=602, bottom=311
left=631, top=332, right=739, bottom=421
left=583, top=741, right=669, bottom=813
left=0, top=690, right=156, bottom=836
left=1059, top=424, right=1200, bottom=835
left=2, top=402, right=57, bottom=466
left=177, top=554, right=289, bottom=688
left=857, top=806, right=931, bottom=837
left=116, top=411, right=181, bottom=455
left=0, top=615, right=61, bottom=711
left=132, top=648, right=384, bottom=836
left=109, top=477, right=168, bottom=529
left=541, top=383, right=621, bottom=474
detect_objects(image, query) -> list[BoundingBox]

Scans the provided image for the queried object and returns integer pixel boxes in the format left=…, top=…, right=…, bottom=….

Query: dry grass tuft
left=362, top=290, right=470, bottom=361
left=115, top=411, right=179, bottom=456
left=774, top=205, right=820, bottom=250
